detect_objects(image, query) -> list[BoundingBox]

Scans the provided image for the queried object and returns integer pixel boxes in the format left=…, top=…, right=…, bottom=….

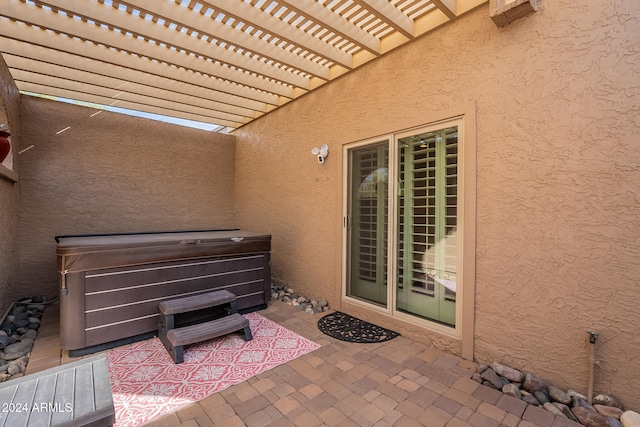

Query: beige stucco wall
left=0, top=57, right=21, bottom=316
left=234, top=0, right=640, bottom=408
left=17, top=96, right=237, bottom=298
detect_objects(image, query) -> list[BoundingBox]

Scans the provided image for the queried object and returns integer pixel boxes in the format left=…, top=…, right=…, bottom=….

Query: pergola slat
left=197, top=0, right=354, bottom=70
left=430, top=0, right=458, bottom=19
left=352, top=0, right=415, bottom=39
left=279, top=0, right=382, bottom=56
left=5, top=55, right=257, bottom=121
left=12, top=69, right=249, bottom=127
left=108, top=0, right=334, bottom=81
left=3, top=0, right=299, bottom=96
left=17, top=80, right=242, bottom=130
left=0, top=23, right=280, bottom=108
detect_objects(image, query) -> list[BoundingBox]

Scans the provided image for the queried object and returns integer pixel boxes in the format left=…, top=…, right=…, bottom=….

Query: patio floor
left=27, top=300, right=580, bottom=427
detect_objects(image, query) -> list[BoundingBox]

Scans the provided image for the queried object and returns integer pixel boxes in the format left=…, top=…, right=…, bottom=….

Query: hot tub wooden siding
left=56, top=230, right=271, bottom=352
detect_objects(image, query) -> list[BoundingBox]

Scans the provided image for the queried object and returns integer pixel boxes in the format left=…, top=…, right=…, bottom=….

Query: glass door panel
left=396, top=126, right=458, bottom=326
left=347, top=142, right=389, bottom=306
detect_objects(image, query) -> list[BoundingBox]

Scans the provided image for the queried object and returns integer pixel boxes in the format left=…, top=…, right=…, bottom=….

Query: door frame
left=340, top=105, right=477, bottom=359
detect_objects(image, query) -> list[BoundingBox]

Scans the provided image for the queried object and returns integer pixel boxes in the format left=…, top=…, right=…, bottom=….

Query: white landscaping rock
left=621, top=411, right=640, bottom=427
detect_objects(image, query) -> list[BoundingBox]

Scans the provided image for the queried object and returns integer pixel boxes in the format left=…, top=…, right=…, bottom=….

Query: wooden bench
left=0, top=354, right=115, bottom=426
left=158, top=290, right=252, bottom=363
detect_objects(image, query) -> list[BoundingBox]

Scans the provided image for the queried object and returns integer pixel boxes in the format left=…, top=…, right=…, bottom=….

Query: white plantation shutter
left=397, top=126, right=458, bottom=324
left=348, top=143, right=389, bottom=305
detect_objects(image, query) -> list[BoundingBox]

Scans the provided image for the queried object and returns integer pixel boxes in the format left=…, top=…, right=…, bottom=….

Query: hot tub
left=56, top=229, right=271, bottom=355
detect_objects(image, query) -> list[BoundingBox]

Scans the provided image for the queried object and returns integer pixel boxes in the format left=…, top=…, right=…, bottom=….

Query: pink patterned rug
left=106, top=312, right=321, bottom=427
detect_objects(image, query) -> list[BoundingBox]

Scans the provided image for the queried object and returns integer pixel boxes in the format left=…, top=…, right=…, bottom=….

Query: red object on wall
left=0, top=130, right=10, bottom=163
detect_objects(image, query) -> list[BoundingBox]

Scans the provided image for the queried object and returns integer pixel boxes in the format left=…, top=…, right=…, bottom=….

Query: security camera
left=311, top=144, right=329, bottom=164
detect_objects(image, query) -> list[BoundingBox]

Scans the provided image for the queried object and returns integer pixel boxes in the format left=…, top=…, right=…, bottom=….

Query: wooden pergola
left=0, top=0, right=486, bottom=132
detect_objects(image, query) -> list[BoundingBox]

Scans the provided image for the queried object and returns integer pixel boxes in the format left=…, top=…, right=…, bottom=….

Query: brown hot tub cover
left=56, top=229, right=271, bottom=354
left=56, top=229, right=270, bottom=274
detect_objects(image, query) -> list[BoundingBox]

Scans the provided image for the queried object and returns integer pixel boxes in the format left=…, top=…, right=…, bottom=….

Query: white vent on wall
left=490, top=0, right=542, bottom=27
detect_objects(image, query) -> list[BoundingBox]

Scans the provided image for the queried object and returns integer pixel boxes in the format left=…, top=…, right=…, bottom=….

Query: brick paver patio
left=28, top=300, right=580, bottom=427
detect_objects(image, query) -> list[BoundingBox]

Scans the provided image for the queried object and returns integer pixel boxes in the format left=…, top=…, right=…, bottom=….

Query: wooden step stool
left=158, top=290, right=253, bottom=363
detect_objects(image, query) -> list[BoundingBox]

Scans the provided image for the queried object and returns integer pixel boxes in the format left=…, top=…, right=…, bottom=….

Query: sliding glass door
left=396, top=126, right=458, bottom=326
left=346, top=142, right=389, bottom=306
left=344, top=121, right=462, bottom=330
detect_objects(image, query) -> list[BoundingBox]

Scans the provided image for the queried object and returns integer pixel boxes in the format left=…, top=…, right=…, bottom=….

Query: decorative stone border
left=0, top=297, right=51, bottom=382
left=474, top=361, right=640, bottom=427
left=270, top=283, right=329, bottom=314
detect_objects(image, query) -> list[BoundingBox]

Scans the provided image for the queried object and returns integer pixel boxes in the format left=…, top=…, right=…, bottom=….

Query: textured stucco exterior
left=17, top=96, right=236, bottom=298
left=0, top=0, right=638, bottom=411
left=233, top=0, right=640, bottom=408
left=0, top=56, right=21, bottom=317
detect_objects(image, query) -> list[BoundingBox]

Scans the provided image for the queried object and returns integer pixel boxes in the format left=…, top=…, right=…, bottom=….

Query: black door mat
left=317, top=311, right=400, bottom=343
